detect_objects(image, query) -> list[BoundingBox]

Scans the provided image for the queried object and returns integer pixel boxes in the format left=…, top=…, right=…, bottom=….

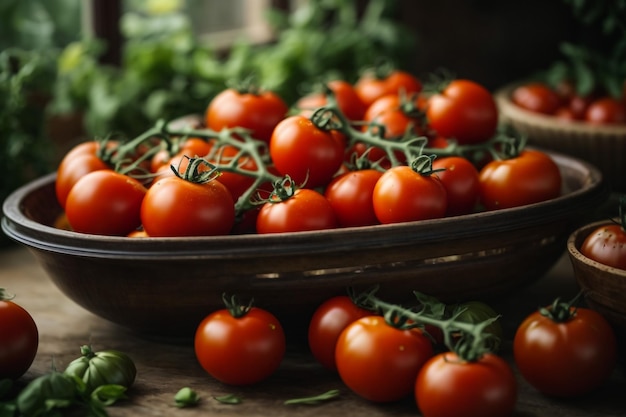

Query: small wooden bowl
left=568, top=220, right=626, bottom=337
left=1, top=151, right=608, bottom=340
left=495, top=83, right=626, bottom=193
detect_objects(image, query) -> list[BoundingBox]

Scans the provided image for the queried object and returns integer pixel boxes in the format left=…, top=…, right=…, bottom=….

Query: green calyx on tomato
left=64, top=345, right=137, bottom=394
left=410, top=154, right=445, bottom=177
left=538, top=293, right=582, bottom=323
left=221, top=293, right=255, bottom=319
left=171, top=156, right=221, bottom=184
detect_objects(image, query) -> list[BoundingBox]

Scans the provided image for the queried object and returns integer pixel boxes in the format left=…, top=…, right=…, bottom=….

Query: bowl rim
left=567, top=219, right=626, bottom=277
left=494, top=82, right=626, bottom=136
left=2, top=150, right=608, bottom=259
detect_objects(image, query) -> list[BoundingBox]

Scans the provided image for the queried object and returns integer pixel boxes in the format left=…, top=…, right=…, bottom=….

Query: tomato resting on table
left=194, top=295, right=285, bottom=386
left=513, top=295, right=618, bottom=397
left=0, top=289, right=38, bottom=380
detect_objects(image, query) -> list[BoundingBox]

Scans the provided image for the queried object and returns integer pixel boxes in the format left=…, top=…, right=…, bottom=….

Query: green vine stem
left=538, top=292, right=583, bottom=323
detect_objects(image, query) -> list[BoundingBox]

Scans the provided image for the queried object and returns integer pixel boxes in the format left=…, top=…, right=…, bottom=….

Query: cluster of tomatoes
left=511, top=81, right=626, bottom=124
left=54, top=69, right=564, bottom=238
left=193, top=289, right=618, bottom=417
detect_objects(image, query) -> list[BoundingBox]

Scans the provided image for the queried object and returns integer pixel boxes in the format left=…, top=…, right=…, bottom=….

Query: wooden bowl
left=568, top=220, right=626, bottom=338
left=495, top=83, right=626, bottom=193
left=2, top=151, right=608, bottom=339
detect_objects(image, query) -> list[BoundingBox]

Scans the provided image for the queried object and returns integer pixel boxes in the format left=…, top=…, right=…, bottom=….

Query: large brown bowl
left=2, top=151, right=608, bottom=339
left=568, top=219, right=626, bottom=339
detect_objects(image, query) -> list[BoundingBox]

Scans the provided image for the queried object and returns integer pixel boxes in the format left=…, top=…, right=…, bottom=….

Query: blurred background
left=1, top=0, right=622, bottom=222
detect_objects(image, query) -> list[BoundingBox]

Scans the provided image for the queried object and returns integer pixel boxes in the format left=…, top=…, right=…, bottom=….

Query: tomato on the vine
left=141, top=159, right=235, bottom=237
left=296, top=80, right=367, bottom=121
left=513, top=296, right=618, bottom=397
left=426, top=79, right=498, bottom=145
left=195, top=295, right=286, bottom=386
left=308, top=295, right=373, bottom=371
left=335, top=315, right=434, bottom=402
left=431, top=156, right=480, bottom=216
left=205, top=87, right=288, bottom=143
left=478, top=149, right=561, bottom=210
left=269, top=115, right=345, bottom=188
left=0, top=289, right=38, bottom=380
left=372, top=156, right=447, bottom=224
left=415, top=352, right=517, bottom=417
left=65, top=170, right=147, bottom=236
left=324, top=169, right=383, bottom=227
left=355, top=69, right=422, bottom=108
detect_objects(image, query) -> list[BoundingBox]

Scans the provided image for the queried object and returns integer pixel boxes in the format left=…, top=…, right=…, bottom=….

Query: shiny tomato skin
left=478, top=150, right=561, bottom=210
left=355, top=70, right=422, bottom=108
left=296, top=80, right=367, bottom=121
left=426, top=79, right=498, bottom=145
left=141, top=176, right=235, bottom=237
left=372, top=165, right=447, bottom=224
left=256, top=188, right=337, bottom=234
left=415, top=352, right=517, bottom=417
left=324, top=169, right=383, bottom=227
left=308, top=296, right=372, bottom=371
left=65, top=170, right=147, bottom=236
left=585, top=97, right=626, bottom=124
left=270, top=116, right=345, bottom=188
left=195, top=307, right=286, bottom=386
left=511, top=82, right=562, bottom=115
left=432, top=156, right=480, bottom=216
left=335, top=315, right=434, bottom=402
left=205, top=88, right=288, bottom=143
left=580, top=224, right=626, bottom=270
left=513, top=307, right=617, bottom=397
left=0, top=297, right=38, bottom=380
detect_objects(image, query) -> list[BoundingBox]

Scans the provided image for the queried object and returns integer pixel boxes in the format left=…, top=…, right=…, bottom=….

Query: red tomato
left=580, top=223, right=626, bottom=270
left=372, top=164, right=447, bottom=224
left=335, top=315, right=434, bottom=402
left=478, top=150, right=561, bottom=210
left=205, top=87, right=288, bottom=143
left=426, top=79, right=498, bottom=144
left=415, top=352, right=517, bottom=417
left=324, top=169, right=383, bottom=227
left=0, top=290, right=38, bottom=380
left=256, top=188, right=337, bottom=234
left=432, top=156, right=480, bottom=216
left=513, top=301, right=617, bottom=397
left=65, top=170, right=147, bottom=236
left=307, top=295, right=373, bottom=371
left=208, top=145, right=259, bottom=202
left=195, top=302, right=286, bottom=386
left=141, top=174, right=235, bottom=237
left=585, top=97, right=626, bottom=124
left=269, top=115, right=345, bottom=188
left=355, top=69, right=422, bottom=108
left=511, top=82, right=562, bottom=115
left=55, top=141, right=111, bottom=208
left=296, top=80, right=367, bottom=121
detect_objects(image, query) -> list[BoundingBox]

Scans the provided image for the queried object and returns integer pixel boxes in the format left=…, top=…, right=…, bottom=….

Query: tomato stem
left=0, top=288, right=15, bottom=301
left=222, top=293, right=254, bottom=319
left=539, top=292, right=583, bottom=323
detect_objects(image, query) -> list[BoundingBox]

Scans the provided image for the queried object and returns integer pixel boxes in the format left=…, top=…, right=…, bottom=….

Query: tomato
left=364, top=93, right=427, bottom=122
left=194, top=298, right=286, bottom=386
left=307, top=295, right=373, bottom=371
left=431, top=156, right=480, bottom=216
left=355, top=69, right=422, bottom=108
left=0, top=289, right=38, bottom=380
left=585, top=97, right=626, bottom=124
left=269, top=115, right=345, bottom=188
left=513, top=299, right=618, bottom=397
left=568, top=94, right=595, bottom=120
left=511, top=82, right=562, bottom=115
left=478, top=150, right=561, bottom=210
left=55, top=141, right=111, bottom=208
left=324, top=169, right=383, bottom=227
left=372, top=160, right=447, bottom=224
left=141, top=165, right=235, bottom=237
left=426, top=79, right=498, bottom=145
left=335, top=315, right=434, bottom=402
left=296, top=80, right=367, bottom=121
left=208, top=144, right=259, bottom=202
left=256, top=187, right=337, bottom=234
left=65, top=170, right=147, bottom=236
left=64, top=345, right=136, bottom=393
left=580, top=223, right=626, bottom=270
left=415, top=352, right=517, bottom=417
left=205, top=87, right=288, bottom=143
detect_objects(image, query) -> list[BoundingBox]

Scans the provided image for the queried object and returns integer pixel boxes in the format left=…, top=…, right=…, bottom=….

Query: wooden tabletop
left=1, top=244, right=624, bottom=416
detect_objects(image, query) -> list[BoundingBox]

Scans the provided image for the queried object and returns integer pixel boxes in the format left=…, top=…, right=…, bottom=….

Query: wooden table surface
left=1, top=244, right=625, bottom=416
